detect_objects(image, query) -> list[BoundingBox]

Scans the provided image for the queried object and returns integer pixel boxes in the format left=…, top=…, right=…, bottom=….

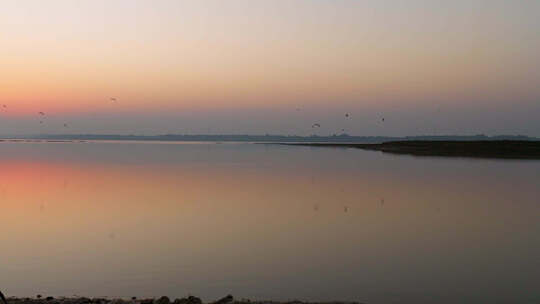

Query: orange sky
left=1, top=0, right=539, bottom=135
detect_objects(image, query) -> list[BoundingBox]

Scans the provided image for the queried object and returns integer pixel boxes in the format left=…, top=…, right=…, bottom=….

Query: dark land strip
left=268, top=140, right=540, bottom=159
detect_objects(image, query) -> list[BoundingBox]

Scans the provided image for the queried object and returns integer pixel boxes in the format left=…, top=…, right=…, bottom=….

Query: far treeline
left=15, top=134, right=540, bottom=143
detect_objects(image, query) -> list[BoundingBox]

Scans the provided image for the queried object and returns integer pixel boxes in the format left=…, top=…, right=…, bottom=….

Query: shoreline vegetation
left=272, top=140, right=540, bottom=160
left=4, top=296, right=361, bottom=304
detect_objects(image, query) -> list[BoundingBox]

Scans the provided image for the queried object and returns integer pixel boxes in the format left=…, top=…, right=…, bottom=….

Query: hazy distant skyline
left=1, top=0, right=539, bottom=136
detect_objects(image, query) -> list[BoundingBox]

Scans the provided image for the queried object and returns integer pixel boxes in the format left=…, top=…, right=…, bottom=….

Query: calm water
left=0, top=142, right=539, bottom=304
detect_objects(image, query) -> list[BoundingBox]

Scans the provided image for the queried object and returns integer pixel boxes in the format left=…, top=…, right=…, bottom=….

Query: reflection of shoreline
left=270, top=140, right=540, bottom=160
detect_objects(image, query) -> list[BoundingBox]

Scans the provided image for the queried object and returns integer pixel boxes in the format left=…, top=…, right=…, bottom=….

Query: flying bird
left=38, top=111, right=45, bottom=115
left=312, top=123, right=321, bottom=128
left=110, top=97, right=117, bottom=102
left=381, top=118, right=385, bottom=122
left=345, top=113, right=349, bottom=118
left=64, top=123, right=68, bottom=128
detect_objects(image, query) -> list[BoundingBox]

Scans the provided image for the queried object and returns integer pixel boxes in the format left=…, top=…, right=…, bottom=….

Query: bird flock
left=1, top=99, right=389, bottom=136
left=309, top=112, right=385, bottom=135
left=0, top=98, right=117, bottom=130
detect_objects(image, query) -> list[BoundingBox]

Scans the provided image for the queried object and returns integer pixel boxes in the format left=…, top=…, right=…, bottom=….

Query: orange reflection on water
left=0, top=143, right=539, bottom=303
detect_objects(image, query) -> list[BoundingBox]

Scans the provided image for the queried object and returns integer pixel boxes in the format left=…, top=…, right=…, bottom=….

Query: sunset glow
left=1, top=0, right=539, bottom=135
left=1, top=2, right=540, bottom=302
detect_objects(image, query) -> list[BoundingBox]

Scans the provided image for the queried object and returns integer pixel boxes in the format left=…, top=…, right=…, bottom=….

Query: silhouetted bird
left=345, top=113, right=349, bottom=118
left=38, top=111, right=45, bottom=115
left=39, top=121, right=43, bottom=124
left=2, top=105, right=6, bottom=108
left=64, top=123, right=68, bottom=128
left=110, top=97, right=117, bottom=102
left=312, top=123, right=321, bottom=128
left=382, top=118, right=385, bottom=122
left=344, top=206, right=349, bottom=212
left=0, top=290, right=7, bottom=304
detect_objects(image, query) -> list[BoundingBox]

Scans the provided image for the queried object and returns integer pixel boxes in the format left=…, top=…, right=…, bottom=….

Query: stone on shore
left=212, top=295, right=233, bottom=304
left=154, top=297, right=170, bottom=304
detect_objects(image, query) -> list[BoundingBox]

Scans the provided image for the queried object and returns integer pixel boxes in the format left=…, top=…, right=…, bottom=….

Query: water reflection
left=0, top=142, right=539, bottom=304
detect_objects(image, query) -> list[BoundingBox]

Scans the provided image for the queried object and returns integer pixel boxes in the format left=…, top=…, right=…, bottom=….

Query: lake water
left=0, top=141, right=539, bottom=304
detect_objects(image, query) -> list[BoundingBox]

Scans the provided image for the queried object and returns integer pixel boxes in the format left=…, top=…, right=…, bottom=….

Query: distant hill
left=6, top=133, right=539, bottom=143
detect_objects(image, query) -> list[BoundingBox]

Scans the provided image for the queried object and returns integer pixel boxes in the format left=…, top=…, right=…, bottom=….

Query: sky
left=1, top=0, right=539, bottom=136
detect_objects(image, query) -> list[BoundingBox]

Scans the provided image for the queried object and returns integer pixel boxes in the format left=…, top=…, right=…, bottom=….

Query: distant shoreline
left=2, top=137, right=540, bottom=159
left=1, top=134, right=538, bottom=144
left=271, top=140, right=540, bottom=160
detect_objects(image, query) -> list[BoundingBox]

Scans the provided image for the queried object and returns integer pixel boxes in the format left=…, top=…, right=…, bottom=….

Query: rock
left=173, top=296, right=201, bottom=304
left=154, top=297, right=170, bottom=304
left=37, top=295, right=42, bottom=299
left=213, top=295, right=233, bottom=304
left=187, top=297, right=202, bottom=304
left=0, top=291, right=6, bottom=304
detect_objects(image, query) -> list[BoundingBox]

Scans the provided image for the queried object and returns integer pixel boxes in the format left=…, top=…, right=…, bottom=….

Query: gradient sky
left=1, top=0, right=539, bottom=136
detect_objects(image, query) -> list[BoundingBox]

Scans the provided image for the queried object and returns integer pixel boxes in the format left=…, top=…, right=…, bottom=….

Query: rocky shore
left=4, top=296, right=360, bottom=304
